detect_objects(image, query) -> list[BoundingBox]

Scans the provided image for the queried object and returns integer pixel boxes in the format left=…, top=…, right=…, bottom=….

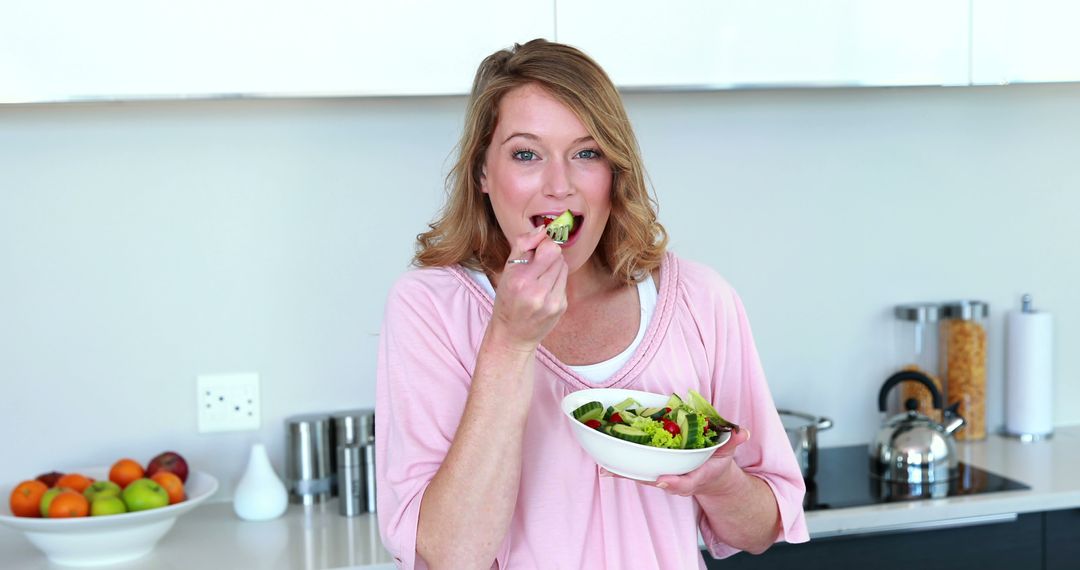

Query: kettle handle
left=878, top=370, right=942, bottom=412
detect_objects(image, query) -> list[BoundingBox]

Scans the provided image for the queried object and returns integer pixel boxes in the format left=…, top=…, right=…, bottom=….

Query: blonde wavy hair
left=414, top=39, right=667, bottom=283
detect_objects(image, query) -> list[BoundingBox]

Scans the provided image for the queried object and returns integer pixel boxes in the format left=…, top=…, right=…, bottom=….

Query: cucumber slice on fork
left=545, top=210, right=574, bottom=244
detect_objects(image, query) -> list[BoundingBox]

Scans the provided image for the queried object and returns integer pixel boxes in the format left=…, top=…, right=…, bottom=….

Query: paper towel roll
left=1004, top=309, right=1054, bottom=437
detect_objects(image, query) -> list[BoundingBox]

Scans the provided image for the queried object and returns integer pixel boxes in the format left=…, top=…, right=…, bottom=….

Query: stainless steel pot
left=778, top=409, right=833, bottom=480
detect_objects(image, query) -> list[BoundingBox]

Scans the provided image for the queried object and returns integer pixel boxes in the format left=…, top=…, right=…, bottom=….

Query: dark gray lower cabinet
left=1045, top=509, right=1080, bottom=570
left=704, top=512, right=1044, bottom=570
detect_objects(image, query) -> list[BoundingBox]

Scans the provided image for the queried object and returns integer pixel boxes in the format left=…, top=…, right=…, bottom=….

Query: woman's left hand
left=650, top=428, right=751, bottom=498
left=598, top=427, right=780, bottom=552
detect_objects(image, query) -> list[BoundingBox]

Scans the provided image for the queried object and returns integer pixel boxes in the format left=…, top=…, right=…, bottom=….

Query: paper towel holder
left=1002, top=293, right=1054, bottom=443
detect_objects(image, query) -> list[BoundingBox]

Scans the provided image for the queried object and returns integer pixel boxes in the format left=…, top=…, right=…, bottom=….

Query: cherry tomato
left=585, top=419, right=602, bottom=429
left=609, top=413, right=623, bottom=424
left=662, top=419, right=681, bottom=436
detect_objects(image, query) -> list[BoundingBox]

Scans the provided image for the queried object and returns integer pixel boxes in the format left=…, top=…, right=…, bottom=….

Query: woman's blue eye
left=513, top=150, right=537, bottom=161
left=576, top=149, right=601, bottom=159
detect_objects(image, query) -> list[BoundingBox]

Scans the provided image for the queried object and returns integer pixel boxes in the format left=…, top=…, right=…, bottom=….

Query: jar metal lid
left=894, top=303, right=941, bottom=322
left=331, top=409, right=375, bottom=445
left=940, top=300, right=989, bottom=320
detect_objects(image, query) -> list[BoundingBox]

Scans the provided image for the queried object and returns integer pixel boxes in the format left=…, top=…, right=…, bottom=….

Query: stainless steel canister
left=331, top=409, right=375, bottom=515
left=332, top=409, right=375, bottom=447
left=363, top=440, right=376, bottom=513
left=285, top=413, right=334, bottom=504
left=336, top=444, right=363, bottom=516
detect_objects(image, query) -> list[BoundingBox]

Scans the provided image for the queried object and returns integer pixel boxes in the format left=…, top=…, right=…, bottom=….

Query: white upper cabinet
left=555, top=0, right=971, bottom=89
left=0, top=0, right=553, bottom=102
left=15, top=0, right=1080, bottom=102
left=971, top=0, right=1080, bottom=85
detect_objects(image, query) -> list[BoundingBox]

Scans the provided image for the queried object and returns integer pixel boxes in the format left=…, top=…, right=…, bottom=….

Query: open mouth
left=531, top=213, right=584, bottom=243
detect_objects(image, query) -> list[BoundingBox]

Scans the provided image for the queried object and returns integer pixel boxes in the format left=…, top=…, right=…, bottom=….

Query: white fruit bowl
left=0, top=468, right=218, bottom=567
left=561, top=388, right=732, bottom=482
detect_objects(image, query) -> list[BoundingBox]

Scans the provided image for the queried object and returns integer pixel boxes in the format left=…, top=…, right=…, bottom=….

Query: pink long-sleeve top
left=375, top=251, right=809, bottom=569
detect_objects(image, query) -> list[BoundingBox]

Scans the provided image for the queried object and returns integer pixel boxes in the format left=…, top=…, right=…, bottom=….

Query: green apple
left=83, top=480, right=122, bottom=503
left=39, top=487, right=73, bottom=517
left=121, top=478, right=168, bottom=512
left=90, top=495, right=128, bottom=516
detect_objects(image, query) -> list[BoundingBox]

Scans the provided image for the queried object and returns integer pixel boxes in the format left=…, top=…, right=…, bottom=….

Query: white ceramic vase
left=233, top=443, right=289, bottom=521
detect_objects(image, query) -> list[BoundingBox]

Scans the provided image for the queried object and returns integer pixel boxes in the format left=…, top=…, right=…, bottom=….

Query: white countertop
left=0, top=501, right=395, bottom=570
left=5, top=426, right=1080, bottom=568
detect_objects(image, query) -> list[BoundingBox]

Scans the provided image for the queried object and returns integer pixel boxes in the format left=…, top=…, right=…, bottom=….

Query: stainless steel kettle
left=869, top=370, right=965, bottom=484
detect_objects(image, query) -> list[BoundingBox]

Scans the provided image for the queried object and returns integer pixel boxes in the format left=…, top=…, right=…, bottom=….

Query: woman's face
left=481, top=83, right=613, bottom=273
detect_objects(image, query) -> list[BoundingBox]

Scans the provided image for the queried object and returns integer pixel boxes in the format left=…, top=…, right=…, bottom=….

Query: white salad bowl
left=561, top=388, right=732, bottom=481
left=0, top=468, right=219, bottom=567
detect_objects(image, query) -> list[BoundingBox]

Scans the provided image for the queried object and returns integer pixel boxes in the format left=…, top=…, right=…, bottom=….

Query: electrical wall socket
left=197, top=372, right=261, bottom=433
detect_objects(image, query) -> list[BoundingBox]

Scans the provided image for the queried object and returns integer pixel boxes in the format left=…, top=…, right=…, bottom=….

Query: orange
left=9, top=480, right=48, bottom=518
left=47, top=491, right=89, bottom=518
left=54, top=473, right=93, bottom=494
left=109, top=458, right=144, bottom=489
left=151, top=472, right=185, bottom=504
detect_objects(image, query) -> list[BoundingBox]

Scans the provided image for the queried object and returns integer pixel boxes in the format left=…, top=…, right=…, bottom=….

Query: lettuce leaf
left=628, top=416, right=684, bottom=449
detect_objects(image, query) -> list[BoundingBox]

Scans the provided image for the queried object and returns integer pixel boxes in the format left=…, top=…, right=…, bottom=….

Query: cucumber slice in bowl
left=571, top=401, right=604, bottom=423
left=610, top=425, right=652, bottom=445
left=683, top=413, right=704, bottom=448
left=638, top=406, right=664, bottom=420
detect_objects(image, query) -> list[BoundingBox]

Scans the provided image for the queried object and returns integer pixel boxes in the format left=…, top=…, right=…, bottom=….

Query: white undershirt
left=465, top=268, right=657, bottom=383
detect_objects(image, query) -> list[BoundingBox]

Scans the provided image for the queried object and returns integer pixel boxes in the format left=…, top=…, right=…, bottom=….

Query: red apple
left=146, top=451, right=189, bottom=483
left=35, top=471, right=64, bottom=488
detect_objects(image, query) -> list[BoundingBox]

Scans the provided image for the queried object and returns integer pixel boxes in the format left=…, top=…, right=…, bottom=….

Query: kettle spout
left=944, top=401, right=966, bottom=436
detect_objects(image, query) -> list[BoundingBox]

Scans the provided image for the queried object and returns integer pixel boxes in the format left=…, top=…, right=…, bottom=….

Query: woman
left=376, top=39, right=808, bottom=569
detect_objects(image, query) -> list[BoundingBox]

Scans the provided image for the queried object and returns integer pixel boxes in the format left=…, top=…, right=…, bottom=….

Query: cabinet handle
left=814, top=513, right=1019, bottom=539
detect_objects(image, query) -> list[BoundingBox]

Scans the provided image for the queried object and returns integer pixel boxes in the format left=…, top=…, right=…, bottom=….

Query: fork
left=546, top=222, right=571, bottom=244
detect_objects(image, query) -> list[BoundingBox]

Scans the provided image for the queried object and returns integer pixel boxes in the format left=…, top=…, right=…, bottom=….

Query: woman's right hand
left=488, top=225, right=569, bottom=353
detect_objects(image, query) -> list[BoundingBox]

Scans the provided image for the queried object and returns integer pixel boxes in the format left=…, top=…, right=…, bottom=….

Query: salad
left=570, top=390, right=738, bottom=450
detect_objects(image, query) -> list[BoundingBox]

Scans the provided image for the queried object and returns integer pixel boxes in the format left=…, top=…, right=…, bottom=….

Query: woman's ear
left=479, top=166, right=489, bottom=194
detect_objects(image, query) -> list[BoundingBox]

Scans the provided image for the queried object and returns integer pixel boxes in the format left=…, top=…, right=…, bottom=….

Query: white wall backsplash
left=2, top=84, right=1077, bottom=496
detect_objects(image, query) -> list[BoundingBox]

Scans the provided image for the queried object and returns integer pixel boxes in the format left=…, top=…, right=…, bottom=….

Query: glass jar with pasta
left=940, top=300, right=990, bottom=441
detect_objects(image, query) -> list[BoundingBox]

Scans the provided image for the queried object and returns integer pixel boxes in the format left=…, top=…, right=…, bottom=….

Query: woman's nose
left=542, top=158, right=574, bottom=198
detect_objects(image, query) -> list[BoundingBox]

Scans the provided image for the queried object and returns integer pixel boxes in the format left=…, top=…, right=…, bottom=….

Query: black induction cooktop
left=804, top=444, right=1030, bottom=511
